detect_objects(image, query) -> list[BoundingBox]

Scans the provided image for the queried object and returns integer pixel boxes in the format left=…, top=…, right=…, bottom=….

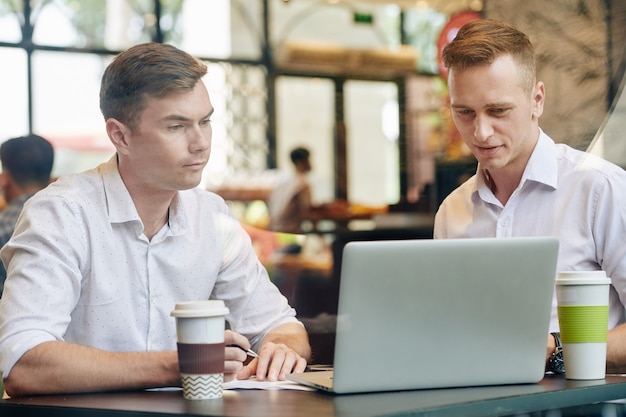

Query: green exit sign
left=353, top=12, right=373, bottom=24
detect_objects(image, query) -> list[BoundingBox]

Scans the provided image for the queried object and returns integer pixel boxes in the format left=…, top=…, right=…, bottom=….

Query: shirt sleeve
left=590, top=169, right=626, bottom=313
left=0, top=193, right=87, bottom=379
left=209, top=211, right=300, bottom=350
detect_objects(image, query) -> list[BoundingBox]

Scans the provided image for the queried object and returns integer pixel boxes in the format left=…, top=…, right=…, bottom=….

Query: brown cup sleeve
left=177, top=342, right=225, bottom=374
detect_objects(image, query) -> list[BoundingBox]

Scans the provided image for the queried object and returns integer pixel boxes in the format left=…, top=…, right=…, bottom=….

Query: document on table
left=224, top=377, right=314, bottom=391
left=146, top=378, right=314, bottom=392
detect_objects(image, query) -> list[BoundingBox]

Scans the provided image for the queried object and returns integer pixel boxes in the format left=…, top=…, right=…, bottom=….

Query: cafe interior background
left=1, top=0, right=626, bottom=363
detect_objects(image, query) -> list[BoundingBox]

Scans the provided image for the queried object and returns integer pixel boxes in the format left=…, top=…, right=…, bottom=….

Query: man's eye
left=169, top=125, right=183, bottom=131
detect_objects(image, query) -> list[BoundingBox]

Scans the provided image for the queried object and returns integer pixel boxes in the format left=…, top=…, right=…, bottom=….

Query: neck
left=133, top=192, right=174, bottom=240
left=117, top=158, right=175, bottom=240
left=138, top=187, right=175, bottom=238
left=142, top=206, right=170, bottom=240
left=4, top=184, right=43, bottom=204
left=484, top=169, right=521, bottom=206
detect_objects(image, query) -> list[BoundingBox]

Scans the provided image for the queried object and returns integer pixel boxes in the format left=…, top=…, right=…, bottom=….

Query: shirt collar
left=101, top=156, right=186, bottom=236
left=522, top=129, right=558, bottom=190
left=101, top=156, right=140, bottom=225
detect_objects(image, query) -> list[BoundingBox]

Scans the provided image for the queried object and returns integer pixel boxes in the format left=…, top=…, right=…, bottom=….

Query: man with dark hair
left=435, top=19, right=626, bottom=373
left=0, top=42, right=310, bottom=397
left=268, top=146, right=313, bottom=233
left=0, top=134, right=54, bottom=293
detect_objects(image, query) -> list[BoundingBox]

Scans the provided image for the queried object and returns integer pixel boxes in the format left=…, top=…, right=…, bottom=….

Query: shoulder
left=22, top=168, right=106, bottom=223
left=175, top=187, right=238, bottom=230
left=552, top=144, right=626, bottom=211
left=435, top=173, right=477, bottom=227
left=441, top=174, right=478, bottom=205
left=555, top=143, right=626, bottom=181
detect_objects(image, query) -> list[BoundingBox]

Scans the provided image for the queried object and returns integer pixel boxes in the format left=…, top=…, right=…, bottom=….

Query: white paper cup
left=555, top=271, right=610, bottom=380
left=171, top=300, right=230, bottom=399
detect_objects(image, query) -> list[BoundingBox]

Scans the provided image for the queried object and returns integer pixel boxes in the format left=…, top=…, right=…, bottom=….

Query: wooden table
left=2, top=374, right=626, bottom=417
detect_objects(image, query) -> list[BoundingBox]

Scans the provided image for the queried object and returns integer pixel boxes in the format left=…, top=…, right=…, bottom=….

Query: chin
left=187, top=178, right=204, bottom=190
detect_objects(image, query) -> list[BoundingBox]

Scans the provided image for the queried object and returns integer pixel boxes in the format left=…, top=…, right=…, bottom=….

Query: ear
left=0, top=171, right=8, bottom=188
left=106, top=118, right=132, bottom=155
left=532, top=81, right=545, bottom=119
left=0, top=171, right=18, bottom=200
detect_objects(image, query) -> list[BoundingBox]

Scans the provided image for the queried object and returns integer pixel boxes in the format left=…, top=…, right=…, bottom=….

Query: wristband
left=547, top=332, right=565, bottom=374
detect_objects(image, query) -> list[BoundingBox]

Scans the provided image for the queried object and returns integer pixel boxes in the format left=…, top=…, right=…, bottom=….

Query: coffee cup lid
left=556, top=278, right=611, bottom=285
left=171, top=300, right=230, bottom=318
left=556, top=271, right=611, bottom=286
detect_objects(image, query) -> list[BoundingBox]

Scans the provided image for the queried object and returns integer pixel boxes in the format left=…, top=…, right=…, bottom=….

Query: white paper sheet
left=223, top=377, right=314, bottom=391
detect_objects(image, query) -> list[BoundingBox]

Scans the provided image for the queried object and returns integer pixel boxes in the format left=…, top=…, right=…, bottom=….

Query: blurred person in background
left=0, top=134, right=54, bottom=295
left=268, top=146, right=314, bottom=233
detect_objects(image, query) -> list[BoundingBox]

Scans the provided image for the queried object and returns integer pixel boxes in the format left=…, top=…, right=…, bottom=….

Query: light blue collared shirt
left=435, top=130, right=626, bottom=331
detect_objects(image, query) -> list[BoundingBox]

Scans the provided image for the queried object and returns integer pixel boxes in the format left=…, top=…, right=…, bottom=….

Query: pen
left=228, top=344, right=259, bottom=358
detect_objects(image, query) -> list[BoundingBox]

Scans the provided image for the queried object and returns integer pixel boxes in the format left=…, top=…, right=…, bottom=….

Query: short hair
left=99, top=42, right=208, bottom=132
left=290, top=147, right=310, bottom=164
left=0, top=134, right=54, bottom=187
left=442, top=19, right=536, bottom=95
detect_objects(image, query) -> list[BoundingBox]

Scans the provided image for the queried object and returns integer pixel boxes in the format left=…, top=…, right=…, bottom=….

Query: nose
left=473, top=115, right=493, bottom=142
left=189, top=124, right=212, bottom=153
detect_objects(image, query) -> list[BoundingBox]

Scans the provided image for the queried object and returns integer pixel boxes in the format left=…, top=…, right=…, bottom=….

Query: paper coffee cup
left=171, top=300, right=230, bottom=399
left=555, top=271, right=610, bottom=380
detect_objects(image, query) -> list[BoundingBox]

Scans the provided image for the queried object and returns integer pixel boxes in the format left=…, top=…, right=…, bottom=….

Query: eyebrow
left=162, top=108, right=214, bottom=123
left=451, top=102, right=512, bottom=109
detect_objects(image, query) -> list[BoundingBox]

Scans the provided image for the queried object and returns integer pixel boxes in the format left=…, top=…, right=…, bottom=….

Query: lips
left=475, top=145, right=502, bottom=157
left=184, top=161, right=207, bottom=169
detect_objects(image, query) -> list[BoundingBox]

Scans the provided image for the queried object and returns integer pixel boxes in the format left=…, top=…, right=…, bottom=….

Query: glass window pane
left=223, top=64, right=268, bottom=170
left=102, top=0, right=155, bottom=49
left=202, top=63, right=268, bottom=188
left=31, top=0, right=152, bottom=49
left=160, top=0, right=183, bottom=45
left=276, top=76, right=335, bottom=204
left=175, top=0, right=261, bottom=60
left=0, top=3, right=22, bottom=43
left=202, top=63, right=230, bottom=187
left=0, top=47, right=28, bottom=142
left=271, top=0, right=400, bottom=50
left=32, top=0, right=87, bottom=47
left=403, top=7, right=448, bottom=75
left=229, top=0, right=263, bottom=59
left=345, top=80, right=400, bottom=206
left=589, top=79, right=626, bottom=168
left=31, top=51, right=115, bottom=176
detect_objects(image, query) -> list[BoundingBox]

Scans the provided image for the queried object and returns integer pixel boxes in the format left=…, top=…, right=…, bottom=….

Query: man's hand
left=223, top=330, right=254, bottom=382
left=224, top=323, right=310, bottom=382
left=236, top=341, right=307, bottom=381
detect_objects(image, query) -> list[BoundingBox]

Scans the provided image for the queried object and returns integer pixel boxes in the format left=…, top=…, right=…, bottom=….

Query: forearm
left=261, top=322, right=311, bottom=361
left=4, top=341, right=180, bottom=397
left=607, top=325, right=626, bottom=374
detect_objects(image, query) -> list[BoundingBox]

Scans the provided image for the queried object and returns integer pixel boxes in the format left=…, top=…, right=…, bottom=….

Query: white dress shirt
left=0, top=156, right=299, bottom=378
left=434, top=130, right=626, bottom=331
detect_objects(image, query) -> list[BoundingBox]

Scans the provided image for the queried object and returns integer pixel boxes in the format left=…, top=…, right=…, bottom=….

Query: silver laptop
left=289, top=236, right=559, bottom=394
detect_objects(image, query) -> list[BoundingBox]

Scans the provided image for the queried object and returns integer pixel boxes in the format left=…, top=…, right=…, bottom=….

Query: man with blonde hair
left=435, top=19, right=626, bottom=374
